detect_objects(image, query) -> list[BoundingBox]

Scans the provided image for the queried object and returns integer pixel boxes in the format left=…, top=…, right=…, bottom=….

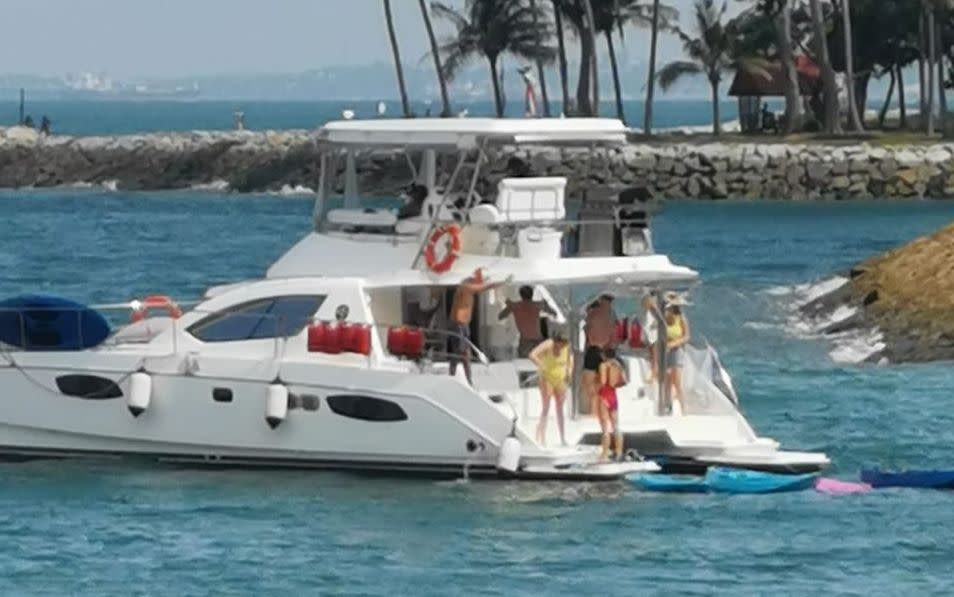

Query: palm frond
left=657, top=60, right=703, bottom=90
left=431, top=2, right=469, bottom=32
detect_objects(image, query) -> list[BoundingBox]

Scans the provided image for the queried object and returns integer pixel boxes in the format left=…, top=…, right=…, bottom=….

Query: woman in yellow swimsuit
left=529, top=333, right=573, bottom=446
left=664, top=293, right=691, bottom=415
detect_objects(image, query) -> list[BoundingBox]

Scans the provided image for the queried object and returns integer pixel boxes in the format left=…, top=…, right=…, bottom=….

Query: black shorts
left=583, top=346, right=603, bottom=372
left=447, top=323, right=470, bottom=356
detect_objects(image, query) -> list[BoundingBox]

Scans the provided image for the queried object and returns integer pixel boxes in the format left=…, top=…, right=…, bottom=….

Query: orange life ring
left=424, top=224, right=461, bottom=274
left=131, top=295, right=183, bottom=323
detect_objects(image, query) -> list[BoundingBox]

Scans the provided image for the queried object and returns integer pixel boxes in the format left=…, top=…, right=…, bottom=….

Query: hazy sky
left=2, top=0, right=721, bottom=78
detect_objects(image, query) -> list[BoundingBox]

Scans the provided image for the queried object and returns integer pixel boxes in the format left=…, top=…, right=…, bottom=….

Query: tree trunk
left=938, top=20, right=948, bottom=131
left=576, top=31, right=593, bottom=116
left=776, top=0, right=804, bottom=133
left=809, top=0, right=842, bottom=134
left=383, top=0, right=412, bottom=118
left=489, top=58, right=504, bottom=117
left=898, top=64, right=908, bottom=128
left=854, top=72, right=870, bottom=126
left=419, top=0, right=451, bottom=117
left=842, top=0, right=863, bottom=131
left=927, top=5, right=936, bottom=135
left=919, top=12, right=927, bottom=116
left=582, top=0, right=600, bottom=115
left=879, top=68, right=896, bottom=128
left=552, top=0, right=572, bottom=115
left=644, top=0, right=662, bottom=134
left=529, top=0, right=551, bottom=117
left=605, top=30, right=625, bottom=123
left=711, top=78, right=722, bottom=136
left=940, top=57, right=949, bottom=132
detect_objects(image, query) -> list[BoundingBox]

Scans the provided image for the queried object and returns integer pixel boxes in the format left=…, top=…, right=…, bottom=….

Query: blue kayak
left=860, top=469, right=954, bottom=489
left=626, top=473, right=708, bottom=493
left=704, top=467, right=818, bottom=494
left=0, top=295, right=111, bottom=351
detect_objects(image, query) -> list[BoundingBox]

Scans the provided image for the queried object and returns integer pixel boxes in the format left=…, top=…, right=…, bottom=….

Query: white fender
left=266, top=384, right=289, bottom=429
left=128, top=372, right=152, bottom=417
left=496, top=436, right=521, bottom=474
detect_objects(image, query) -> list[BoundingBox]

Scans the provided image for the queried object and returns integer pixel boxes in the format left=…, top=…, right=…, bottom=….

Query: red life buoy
left=424, top=224, right=461, bottom=274
left=131, top=295, right=182, bottom=323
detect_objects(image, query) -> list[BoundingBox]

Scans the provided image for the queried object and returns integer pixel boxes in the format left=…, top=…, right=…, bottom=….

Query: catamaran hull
left=0, top=365, right=652, bottom=481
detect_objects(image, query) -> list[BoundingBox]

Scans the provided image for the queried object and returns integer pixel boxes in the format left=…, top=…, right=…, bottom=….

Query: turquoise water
left=1, top=192, right=954, bottom=595
left=0, top=99, right=774, bottom=136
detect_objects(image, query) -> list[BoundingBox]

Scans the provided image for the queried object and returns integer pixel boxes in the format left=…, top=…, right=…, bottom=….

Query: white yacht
left=0, top=118, right=828, bottom=479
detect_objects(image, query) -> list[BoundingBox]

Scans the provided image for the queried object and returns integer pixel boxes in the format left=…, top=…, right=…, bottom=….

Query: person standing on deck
left=498, top=285, right=556, bottom=358
left=448, top=269, right=511, bottom=385
left=582, top=295, right=615, bottom=415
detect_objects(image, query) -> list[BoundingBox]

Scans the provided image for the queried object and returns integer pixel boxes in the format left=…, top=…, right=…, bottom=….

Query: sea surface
left=1, top=192, right=954, bottom=595
left=0, top=98, right=777, bottom=136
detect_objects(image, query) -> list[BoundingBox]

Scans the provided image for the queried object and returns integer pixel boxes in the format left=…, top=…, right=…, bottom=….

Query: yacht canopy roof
left=363, top=254, right=698, bottom=289
left=317, top=118, right=629, bottom=149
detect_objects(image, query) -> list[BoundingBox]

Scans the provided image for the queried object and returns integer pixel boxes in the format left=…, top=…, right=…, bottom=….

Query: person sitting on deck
left=448, top=269, right=511, bottom=385
left=498, top=285, right=556, bottom=358
left=528, top=331, right=572, bottom=447
left=397, top=184, right=428, bottom=220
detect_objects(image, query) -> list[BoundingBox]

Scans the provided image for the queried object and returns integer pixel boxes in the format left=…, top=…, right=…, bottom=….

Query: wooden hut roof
left=728, top=55, right=821, bottom=97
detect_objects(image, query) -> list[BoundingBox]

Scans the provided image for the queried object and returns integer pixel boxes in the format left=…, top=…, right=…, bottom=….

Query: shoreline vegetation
left=382, top=0, right=954, bottom=141
left=6, top=126, right=954, bottom=199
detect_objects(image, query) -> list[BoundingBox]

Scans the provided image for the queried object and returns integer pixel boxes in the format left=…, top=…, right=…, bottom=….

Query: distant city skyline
left=2, top=0, right=726, bottom=78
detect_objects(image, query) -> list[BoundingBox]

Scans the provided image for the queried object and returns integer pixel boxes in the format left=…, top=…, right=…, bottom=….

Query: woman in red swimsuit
left=597, top=348, right=626, bottom=461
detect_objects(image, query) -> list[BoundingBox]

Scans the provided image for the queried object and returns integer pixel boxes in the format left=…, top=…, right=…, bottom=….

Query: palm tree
left=926, top=0, right=937, bottom=135
left=657, top=0, right=766, bottom=135
left=529, top=0, right=553, bottom=116
left=383, top=0, right=412, bottom=117
left=842, top=0, right=863, bottom=130
left=559, top=0, right=600, bottom=115
left=776, top=0, right=804, bottom=133
left=644, top=0, right=664, bottom=133
left=809, top=0, right=842, bottom=133
left=432, top=0, right=555, bottom=117
left=582, top=0, right=600, bottom=115
left=593, top=1, right=678, bottom=124
left=419, top=0, right=452, bottom=117
left=552, top=0, right=573, bottom=113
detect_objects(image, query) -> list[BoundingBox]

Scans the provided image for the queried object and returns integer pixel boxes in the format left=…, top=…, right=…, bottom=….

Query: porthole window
left=326, top=395, right=407, bottom=422
left=56, top=375, right=123, bottom=399
left=188, top=295, right=325, bottom=343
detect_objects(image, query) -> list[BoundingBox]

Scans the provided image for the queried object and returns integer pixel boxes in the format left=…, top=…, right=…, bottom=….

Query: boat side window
left=188, top=295, right=326, bottom=343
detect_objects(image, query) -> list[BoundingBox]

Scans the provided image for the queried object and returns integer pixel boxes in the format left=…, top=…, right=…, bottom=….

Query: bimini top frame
left=315, top=117, right=629, bottom=150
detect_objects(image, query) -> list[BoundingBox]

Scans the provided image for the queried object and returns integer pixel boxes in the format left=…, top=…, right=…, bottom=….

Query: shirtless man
left=448, top=269, right=511, bottom=385
left=498, top=285, right=556, bottom=358
left=582, top=295, right=615, bottom=415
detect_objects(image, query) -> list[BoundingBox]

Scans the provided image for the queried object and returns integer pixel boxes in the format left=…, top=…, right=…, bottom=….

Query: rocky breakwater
left=7, top=124, right=954, bottom=199
left=799, top=222, right=954, bottom=363
left=496, top=142, right=954, bottom=200
left=0, top=126, right=322, bottom=192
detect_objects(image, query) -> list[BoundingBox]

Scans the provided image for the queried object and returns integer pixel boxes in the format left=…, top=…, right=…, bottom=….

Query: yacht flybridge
left=0, top=118, right=829, bottom=480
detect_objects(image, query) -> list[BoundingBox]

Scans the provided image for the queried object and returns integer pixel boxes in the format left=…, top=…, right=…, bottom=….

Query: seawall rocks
left=799, top=222, right=954, bottom=364
left=4, top=126, right=954, bottom=198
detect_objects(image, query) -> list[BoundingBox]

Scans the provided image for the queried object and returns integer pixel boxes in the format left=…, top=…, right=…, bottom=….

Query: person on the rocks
left=39, top=115, right=51, bottom=136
